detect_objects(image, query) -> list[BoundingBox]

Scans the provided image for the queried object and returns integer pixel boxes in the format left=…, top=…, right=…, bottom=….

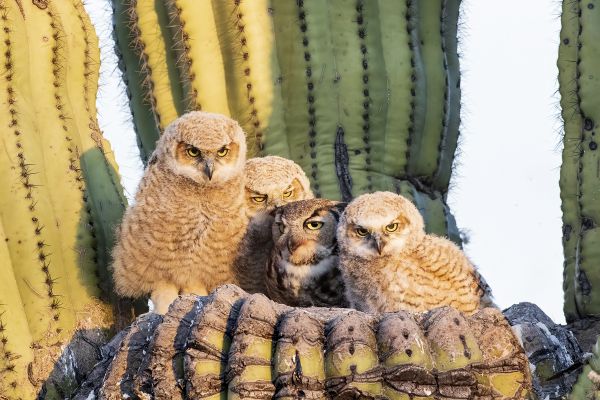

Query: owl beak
left=287, top=236, right=304, bottom=254
left=373, top=234, right=384, bottom=254
left=203, top=159, right=214, bottom=180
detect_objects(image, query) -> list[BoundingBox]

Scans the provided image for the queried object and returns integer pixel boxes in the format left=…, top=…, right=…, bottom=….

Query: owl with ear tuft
left=111, top=111, right=248, bottom=314
left=337, top=191, right=494, bottom=315
left=265, top=199, right=348, bottom=307
left=234, top=156, right=314, bottom=293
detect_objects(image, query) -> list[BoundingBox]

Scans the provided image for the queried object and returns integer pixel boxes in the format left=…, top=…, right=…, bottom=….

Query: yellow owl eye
left=252, top=195, right=267, bottom=203
left=385, top=223, right=399, bottom=233
left=217, top=147, right=229, bottom=157
left=186, top=147, right=200, bottom=157
left=283, top=188, right=293, bottom=198
left=356, top=227, right=369, bottom=237
left=305, top=221, right=323, bottom=230
left=277, top=223, right=285, bottom=234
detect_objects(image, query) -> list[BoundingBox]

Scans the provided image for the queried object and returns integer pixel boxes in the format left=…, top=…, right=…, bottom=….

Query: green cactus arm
left=432, top=0, right=461, bottom=190
left=378, top=0, right=413, bottom=180
left=270, top=0, right=314, bottom=191
left=575, top=0, right=600, bottom=317
left=559, top=0, right=583, bottom=322
left=0, top=220, right=36, bottom=399
left=328, top=0, right=372, bottom=197
left=165, top=0, right=230, bottom=115
left=112, top=0, right=160, bottom=162
left=294, top=0, right=340, bottom=199
left=569, top=336, right=600, bottom=399
left=407, top=0, right=446, bottom=183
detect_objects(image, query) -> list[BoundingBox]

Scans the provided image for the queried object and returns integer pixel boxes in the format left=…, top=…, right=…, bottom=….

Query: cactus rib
left=80, top=285, right=533, bottom=399
left=559, top=0, right=583, bottom=322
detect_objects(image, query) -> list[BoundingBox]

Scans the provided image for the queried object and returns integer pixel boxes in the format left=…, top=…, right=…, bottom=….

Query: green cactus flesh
left=112, top=0, right=463, bottom=240
left=559, top=0, right=600, bottom=320
left=79, top=285, right=534, bottom=399
left=570, top=336, right=600, bottom=399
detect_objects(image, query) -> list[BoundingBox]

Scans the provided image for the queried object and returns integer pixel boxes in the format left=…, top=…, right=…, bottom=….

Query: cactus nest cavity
left=75, top=285, right=534, bottom=399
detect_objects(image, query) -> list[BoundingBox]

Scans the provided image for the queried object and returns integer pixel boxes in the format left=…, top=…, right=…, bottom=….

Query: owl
left=234, top=156, right=314, bottom=293
left=111, top=111, right=248, bottom=314
left=264, top=199, right=348, bottom=307
left=243, top=155, right=313, bottom=217
left=337, top=192, right=493, bottom=315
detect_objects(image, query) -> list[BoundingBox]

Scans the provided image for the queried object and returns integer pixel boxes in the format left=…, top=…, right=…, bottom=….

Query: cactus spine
left=0, top=0, right=127, bottom=396
left=559, top=0, right=600, bottom=321
left=112, top=0, right=463, bottom=240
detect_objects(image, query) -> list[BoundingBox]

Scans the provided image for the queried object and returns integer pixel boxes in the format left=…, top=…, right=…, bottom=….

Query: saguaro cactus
left=75, top=285, right=534, bottom=399
left=112, top=0, right=462, bottom=242
left=559, top=0, right=600, bottom=321
left=0, top=0, right=127, bottom=397
left=569, top=336, right=600, bottom=399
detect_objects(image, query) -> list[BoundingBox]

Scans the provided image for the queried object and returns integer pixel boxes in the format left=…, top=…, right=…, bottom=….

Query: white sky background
left=86, top=1, right=565, bottom=323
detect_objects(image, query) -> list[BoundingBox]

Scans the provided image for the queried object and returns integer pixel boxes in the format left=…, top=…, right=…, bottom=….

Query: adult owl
left=265, top=199, right=348, bottom=307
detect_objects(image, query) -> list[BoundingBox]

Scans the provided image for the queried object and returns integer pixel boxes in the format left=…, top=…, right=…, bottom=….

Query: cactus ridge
left=79, top=285, right=533, bottom=399
left=559, top=0, right=600, bottom=320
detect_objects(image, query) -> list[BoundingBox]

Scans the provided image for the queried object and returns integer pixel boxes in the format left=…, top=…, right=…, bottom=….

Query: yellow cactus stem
left=130, top=0, right=183, bottom=129
left=273, top=309, right=326, bottom=399
left=185, top=285, right=246, bottom=399
left=227, top=294, right=280, bottom=400
left=0, top=220, right=36, bottom=399
left=325, top=311, right=383, bottom=397
left=212, top=0, right=285, bottom=157
left=165, top=0, right=230, bottom=116
left=0, top=0, right=76, bottom=344
left=26, top=0, right=107, bottom=324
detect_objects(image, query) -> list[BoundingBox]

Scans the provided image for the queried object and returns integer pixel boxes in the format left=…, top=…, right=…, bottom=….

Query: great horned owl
left=112, top=111, right=248, bottom=314
left=234, top=156, right=313, bottom=293
left=243, top=155, right=313, bottom=217
left=264, top=199, right=348, bottom=307
left=337, top=192, right=493, bottom=314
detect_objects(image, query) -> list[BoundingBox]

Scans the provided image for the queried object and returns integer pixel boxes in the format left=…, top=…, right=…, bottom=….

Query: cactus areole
left=112, top=0, right=463, bottom=242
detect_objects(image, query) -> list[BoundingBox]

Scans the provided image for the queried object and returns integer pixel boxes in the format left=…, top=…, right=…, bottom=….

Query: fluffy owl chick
left=244, top=155, right=313, bottom=217
left=265, top=199, right=348, bottom=307
left=337, top=192, right=493, bottom=315
left=112, top=111, right=248, bottom=314
left=234, top=156, right=313, bottom=293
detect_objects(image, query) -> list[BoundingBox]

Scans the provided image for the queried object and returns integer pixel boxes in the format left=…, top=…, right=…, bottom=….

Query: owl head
left=151, top=111, right=246, bottom=185
left=338, top=192, right=425, bottom=259
left=272, top=199, right=346, bottom=266
left=244, top=156, right=313, bottom=216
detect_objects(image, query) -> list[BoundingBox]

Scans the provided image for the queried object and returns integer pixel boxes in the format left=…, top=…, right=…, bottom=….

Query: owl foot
left=182, top=283, right=208, bottom=297
left=151, top=283, right=179, bottom=314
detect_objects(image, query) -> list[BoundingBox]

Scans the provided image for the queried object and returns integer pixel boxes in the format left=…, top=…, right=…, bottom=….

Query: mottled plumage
left=235, top=156, right=313, bottom=294
left=337, top=192, right=493, bottom=314
left=112, top=111, right=248, bottom=314
left=265, top=199, right=348, bottom=307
